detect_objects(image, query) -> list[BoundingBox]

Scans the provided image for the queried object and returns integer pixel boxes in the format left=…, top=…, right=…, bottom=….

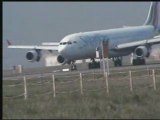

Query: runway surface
left=3, top=62, right=160, bottom=81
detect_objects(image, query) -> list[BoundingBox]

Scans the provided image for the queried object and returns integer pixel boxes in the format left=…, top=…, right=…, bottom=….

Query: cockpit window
left=59, top=41, right=73, bottom=45
left=62, top=42, right=67, bottom=45
left=68, top=41, right=72, bottom=44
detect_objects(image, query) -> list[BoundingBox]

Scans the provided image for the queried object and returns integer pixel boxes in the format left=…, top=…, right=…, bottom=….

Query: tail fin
left=144, top=2, right=159, bottom=29
left=7, top=40, right=12, bottom=46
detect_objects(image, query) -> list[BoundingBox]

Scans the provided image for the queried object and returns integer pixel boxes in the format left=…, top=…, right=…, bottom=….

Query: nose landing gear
left=70, top=61, right=77, bottom=71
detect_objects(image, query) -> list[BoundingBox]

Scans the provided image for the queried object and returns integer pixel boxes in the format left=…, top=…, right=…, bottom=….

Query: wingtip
left=7, top=40, right=12, bottom=46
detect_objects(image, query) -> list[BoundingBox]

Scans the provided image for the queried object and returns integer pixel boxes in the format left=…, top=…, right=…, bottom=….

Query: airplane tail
left=7, top=40, right=12, bottom=46
left=144, top=2, right=160, bottom=35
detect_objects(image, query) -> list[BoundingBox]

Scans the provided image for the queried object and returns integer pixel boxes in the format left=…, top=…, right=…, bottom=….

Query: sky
left=3, top=2, right=151, bottom=70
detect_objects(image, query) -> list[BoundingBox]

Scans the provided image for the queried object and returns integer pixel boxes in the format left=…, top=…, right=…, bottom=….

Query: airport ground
left=3, top=57, right=160, bottom=78
left=3, top=59, right=160, bottom=119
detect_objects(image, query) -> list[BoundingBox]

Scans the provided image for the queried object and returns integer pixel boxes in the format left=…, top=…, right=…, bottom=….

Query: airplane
left=7, top=2, right=160, bottom=70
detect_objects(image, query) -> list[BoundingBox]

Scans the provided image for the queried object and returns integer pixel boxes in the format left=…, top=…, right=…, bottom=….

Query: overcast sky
left=3, top=2, right=151, bottom=70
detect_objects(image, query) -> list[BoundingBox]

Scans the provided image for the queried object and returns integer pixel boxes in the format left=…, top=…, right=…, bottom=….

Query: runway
left=3, top=62, right=160, bottom=81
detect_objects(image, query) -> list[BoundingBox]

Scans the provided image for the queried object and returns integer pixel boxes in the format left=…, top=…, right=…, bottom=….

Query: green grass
left=3, top=69, right=160, bottom=119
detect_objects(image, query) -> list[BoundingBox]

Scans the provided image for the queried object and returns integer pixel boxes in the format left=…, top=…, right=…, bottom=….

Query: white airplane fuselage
left=58, top=25, right=155, bottom=62
left=7, top=2, right=160, bottom=67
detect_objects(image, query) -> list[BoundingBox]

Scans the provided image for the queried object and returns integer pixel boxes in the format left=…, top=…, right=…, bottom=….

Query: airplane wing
left=154, top=35, right=160, bottom=38
left=115, top=36, right=160, bottom=50
left=41, top=42, right=59, bottom=46
left=7, top=40, right=58, bottom=51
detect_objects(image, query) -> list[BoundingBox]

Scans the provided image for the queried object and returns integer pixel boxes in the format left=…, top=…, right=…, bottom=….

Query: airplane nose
left=58, top=46, right=67, bottom=57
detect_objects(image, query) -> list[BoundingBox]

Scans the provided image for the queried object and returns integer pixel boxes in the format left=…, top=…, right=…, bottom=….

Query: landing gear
left=112, top=57, right=122, bottom=67
left=70, top=61, right=77, bottom=71
left=88, top=59, right=100, bottom=69
left=130, top=53, right=146, bottom=65
left=132, top=58, right=146, bottom=65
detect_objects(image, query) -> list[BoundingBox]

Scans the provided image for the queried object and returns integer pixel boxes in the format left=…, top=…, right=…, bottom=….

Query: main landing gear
left=88, top=59, right=100, bottom=69
left=112, top=57, right=122, bottom=67
left=131, top=58, right=146, bottom=65
left=130, top=53, right=146, bottom=65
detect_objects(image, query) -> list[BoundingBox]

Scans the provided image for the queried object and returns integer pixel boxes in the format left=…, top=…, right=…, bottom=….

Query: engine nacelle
left=57, top=55, right=70, bottom=65
left=134, top=46, right=150, bottom=58
left=26, top=50, right=41, bottom=62
left=57, top=55, right=65, bottom=64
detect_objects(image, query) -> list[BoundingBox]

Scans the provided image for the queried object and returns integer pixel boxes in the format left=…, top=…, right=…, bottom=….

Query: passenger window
left=60, top=43, right=62, bottom=45
left=73, top=41, right=77, bottom=43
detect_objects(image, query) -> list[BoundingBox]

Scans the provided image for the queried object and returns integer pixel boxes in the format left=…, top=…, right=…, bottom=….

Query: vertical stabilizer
left=144, top=2, right=159, bottom=29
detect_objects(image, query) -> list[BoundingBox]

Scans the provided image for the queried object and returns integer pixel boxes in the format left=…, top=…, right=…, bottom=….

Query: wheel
left=114, top=59, right=122, bottom=67
left=73, top=65, right=77, bottom=70
left=88, top=63, right=92, bottom=69
left=70, top=64, right=77, bottom=71
left=114, top=61, right=118, bottom=67
left=117, top=59, right=122, bottom=66
left=132, top=58, right=146, bottom=65
left=132, top=59, right=137, bottom=65
left=140, top=59, right=145, bottom=65
left=95, top=62, right=100, bottom=68
left=88, top=61, right=100, bottom=69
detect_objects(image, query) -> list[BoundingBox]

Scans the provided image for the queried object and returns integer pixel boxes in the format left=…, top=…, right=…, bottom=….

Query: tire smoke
left=150, top=47, right=160, bottom=60
left=43, top=53, right=60, bottom=66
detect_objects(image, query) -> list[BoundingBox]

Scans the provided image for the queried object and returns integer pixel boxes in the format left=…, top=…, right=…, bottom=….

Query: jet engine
left=57, top=55, right=71, bottom=65
left=57, top=55, right=65, bottom=64
left=134, top=46, right=150, bottom=58
left=26, top=50, right=41, bottom=62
